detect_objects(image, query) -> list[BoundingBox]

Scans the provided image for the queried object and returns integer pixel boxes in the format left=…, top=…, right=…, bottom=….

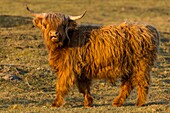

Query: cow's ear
left=33, top=17, right=43, bottom=29
left=67, top=20, right=77, bottom=29
left=32, top=13, right=45, bottom=29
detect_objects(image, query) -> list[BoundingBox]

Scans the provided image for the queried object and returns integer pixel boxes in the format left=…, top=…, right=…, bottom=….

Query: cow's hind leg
left=136, top=83, right=149, bottom=106
left=76, top=76, right=93, bottom=107
left=135, top=66, right=150, bottom=106
left=113, top=77, right=133, bottom=107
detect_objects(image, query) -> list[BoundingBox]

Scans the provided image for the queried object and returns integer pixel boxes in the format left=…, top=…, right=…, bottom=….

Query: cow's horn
left=26, top=4, right=45, bottom=18
left=69, top=11, right=86, bottom=20
left=26, top=4, right=34, bottom=13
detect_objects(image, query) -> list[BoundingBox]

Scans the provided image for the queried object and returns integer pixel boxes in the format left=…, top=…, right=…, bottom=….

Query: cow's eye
left=43, top=23, right=47, bottom=29
left=55, top=32, right=59, bottom=35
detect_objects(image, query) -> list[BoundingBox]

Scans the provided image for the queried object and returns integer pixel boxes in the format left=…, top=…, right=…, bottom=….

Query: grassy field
left=0, top=0, right=170, bottom=112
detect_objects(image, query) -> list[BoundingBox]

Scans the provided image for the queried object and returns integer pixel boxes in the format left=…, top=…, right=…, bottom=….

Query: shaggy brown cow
left=27, top=6, right=159, bottom=107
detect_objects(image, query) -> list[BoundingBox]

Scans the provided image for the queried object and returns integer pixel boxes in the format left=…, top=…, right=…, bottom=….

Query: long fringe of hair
left=49, top=22, right=159, bottom=83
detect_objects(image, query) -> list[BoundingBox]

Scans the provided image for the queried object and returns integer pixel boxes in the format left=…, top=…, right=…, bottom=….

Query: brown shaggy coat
left=31, top=12, right=159, bottom=107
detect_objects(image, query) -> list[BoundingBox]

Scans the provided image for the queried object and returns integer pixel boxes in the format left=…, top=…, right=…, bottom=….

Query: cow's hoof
left=136, top=102, right=145, bottom=106
left=112, top=102, right=123, bottom=107
left=51, top=98, right=64, bottom=107
left=84, top=94, right=93, bottom=108
left=112, top=98, right=124, bottom=107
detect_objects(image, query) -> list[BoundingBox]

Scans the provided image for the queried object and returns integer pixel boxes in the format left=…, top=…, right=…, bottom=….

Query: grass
left=0, top=0, right=170, bottom=112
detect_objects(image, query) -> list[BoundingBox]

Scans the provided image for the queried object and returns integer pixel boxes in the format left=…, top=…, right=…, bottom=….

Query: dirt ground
left=0, top=0, right=170, bottom=113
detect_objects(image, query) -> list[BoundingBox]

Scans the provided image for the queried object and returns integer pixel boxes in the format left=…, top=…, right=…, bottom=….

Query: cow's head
left=27, top=5, right=86, bottom=50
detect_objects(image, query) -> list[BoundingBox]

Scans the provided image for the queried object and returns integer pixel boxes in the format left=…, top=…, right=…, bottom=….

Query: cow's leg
left=136, top=83, right=149, bottom=106
left=135, top=64, right=150, bottom=106
left=52, top=73, right=75, bottom=107
left=76, top=76, right=93, bottom=107
left=113, top=77, right=133, bottom=107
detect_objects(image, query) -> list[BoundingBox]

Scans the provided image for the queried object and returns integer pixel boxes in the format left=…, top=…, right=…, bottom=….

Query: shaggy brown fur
left=30, top=12, right=159, bottom=107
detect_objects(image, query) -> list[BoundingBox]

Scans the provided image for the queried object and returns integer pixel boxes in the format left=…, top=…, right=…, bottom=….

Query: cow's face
left=39, top=13, right=68, bottom=45
left=33, top=13, right=75, bottom=49
left=27, top=5, right=86, bottom=49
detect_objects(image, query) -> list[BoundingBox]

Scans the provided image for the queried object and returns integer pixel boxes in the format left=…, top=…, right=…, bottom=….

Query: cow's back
left=76, top=22, right=159, bottom=79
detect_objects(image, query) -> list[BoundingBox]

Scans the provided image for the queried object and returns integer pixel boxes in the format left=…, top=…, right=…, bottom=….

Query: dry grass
left=0, top=0, right=170, bottom=112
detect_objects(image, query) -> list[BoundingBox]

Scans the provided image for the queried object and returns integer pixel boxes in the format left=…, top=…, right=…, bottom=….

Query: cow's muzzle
left=50, top=36, right=60, bottom=42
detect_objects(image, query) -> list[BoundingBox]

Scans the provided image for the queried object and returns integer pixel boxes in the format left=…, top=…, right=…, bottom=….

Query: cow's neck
left=49, top=48, right=70, bottom=69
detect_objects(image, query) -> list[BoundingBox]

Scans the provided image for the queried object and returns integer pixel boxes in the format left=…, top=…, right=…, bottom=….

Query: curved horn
left=26, top=4, right=34, bottom=13
left=68, top=11, right=86, bottom=20
left=26, top=4, right=45, bottom=18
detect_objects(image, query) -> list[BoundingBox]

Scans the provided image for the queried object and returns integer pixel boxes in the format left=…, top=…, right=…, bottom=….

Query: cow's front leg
left=76, top=76, right=93, bottom=107
left=52, top=73, right=75, bottom=107
left=52, top=92, right=64, bottom=107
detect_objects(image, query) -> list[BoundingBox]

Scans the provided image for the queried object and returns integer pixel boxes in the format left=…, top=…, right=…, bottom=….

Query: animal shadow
left=0, top=15, right=32, bottom=28
left=124, top=101, right=169, bottom=107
